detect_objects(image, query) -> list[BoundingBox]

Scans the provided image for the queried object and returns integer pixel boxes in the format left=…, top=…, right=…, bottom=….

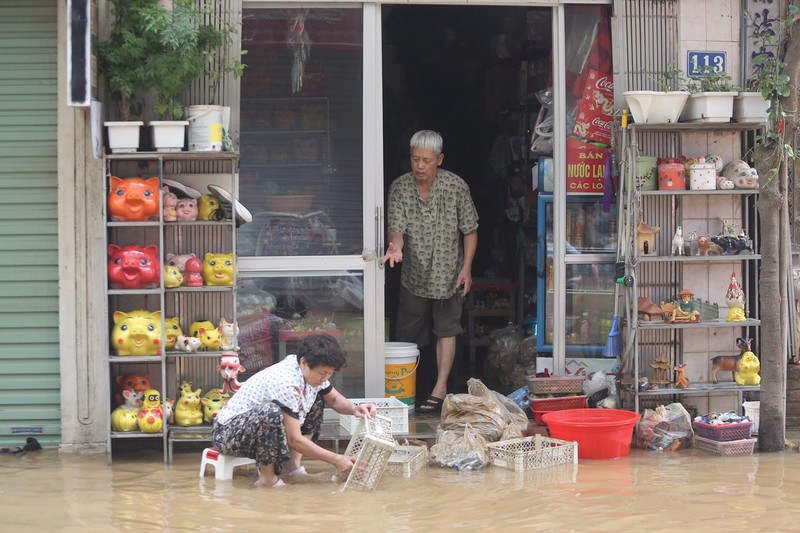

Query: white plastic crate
left=341, top=415, right=396, bottom=492
left=340, top=396, right=409, bottom=434
left=386, top=445, right=427, bottom=478
left=486, top=435, right=578, bottom=472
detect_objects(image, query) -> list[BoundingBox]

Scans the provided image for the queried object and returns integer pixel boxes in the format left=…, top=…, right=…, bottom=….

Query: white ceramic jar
left=689, top=162, right=717, bottom=190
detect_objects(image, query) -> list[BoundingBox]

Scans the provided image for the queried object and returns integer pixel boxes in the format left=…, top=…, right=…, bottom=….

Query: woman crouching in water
left=212, top=333, right=376, bottom=487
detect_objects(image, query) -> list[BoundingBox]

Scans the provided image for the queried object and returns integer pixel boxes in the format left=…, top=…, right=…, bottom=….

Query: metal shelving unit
left=104, top=151, right=239, bottom=464
left=621, top=122, right=763, bottom=414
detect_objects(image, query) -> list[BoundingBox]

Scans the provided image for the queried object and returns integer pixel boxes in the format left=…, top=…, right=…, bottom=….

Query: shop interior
left=381, top=5, right=553, bottom=396
left=234, top=5, right=613, bottom=399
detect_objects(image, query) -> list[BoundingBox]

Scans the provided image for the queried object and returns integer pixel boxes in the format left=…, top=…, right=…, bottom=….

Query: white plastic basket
left=341, top=415, right=396, bottom=492
left=486, top=435, right=578, bottom=472
left=386, top=445, right=428, bottom=478
left=340, top=396, right=409, bottom=434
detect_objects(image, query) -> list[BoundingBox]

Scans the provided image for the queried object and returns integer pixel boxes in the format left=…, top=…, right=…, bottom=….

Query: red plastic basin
left=542, top=408, right=641, bottom=459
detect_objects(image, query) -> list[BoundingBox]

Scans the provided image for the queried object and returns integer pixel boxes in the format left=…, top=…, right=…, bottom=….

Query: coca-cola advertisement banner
left=572, top=69, right=613, bottom=146
left=566, top=137, right=606, bottom=195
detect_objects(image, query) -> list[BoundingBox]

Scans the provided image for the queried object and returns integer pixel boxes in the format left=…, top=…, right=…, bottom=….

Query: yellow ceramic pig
left=163, top=264, right=184, bottom=288
left=197, top=194, right=221, bottom=221
left=164, top=316, right=183, bottom=351
left=190, top=320, right=222, bottom=351
left=201, top=389, right=231, bottom=424
left=201, top=252, right=235, bottom=286
left=111, top=310, right=162, bottom=356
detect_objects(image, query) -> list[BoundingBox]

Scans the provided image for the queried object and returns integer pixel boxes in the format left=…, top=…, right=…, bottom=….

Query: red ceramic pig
left=108, top=244, right=161, bottom=289
left=108, top=176, right=161, bottom=222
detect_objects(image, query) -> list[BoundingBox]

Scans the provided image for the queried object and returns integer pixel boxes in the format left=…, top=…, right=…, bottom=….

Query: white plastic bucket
left=187, top=105, right=223, bottom=151
left=743, top=401, right=760, bottom=435
left=384, top=342, right=419, bottom=409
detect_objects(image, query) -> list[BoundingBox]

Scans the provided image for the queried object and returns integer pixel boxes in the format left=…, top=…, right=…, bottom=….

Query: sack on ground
left=440, top=378, right=528, bottom=442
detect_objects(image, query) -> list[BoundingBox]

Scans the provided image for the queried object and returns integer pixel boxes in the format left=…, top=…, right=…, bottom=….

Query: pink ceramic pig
left=108, top=244, right=161, bottom=289
left=162, top=186, right=178, bottom=222
left=108, top=176, right=161, bottom=222
left=175, top=198, right=198, bottom=221
left=165, top=252, right=197, bottom=273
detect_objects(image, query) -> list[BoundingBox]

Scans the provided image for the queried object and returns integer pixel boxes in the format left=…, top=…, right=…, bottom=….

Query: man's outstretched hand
left=382, top=242, right=403, bottom=268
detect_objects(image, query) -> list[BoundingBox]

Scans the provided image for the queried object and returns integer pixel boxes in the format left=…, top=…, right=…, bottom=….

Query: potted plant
left=623, top=64, right=690, bottom=124
left=146, top=0, right=226, bottom=152
left=735, top=12, right=781, bottom=123
left=97, top=0, right=154, bottom=152
left=680, top=66, right=738, bottom=123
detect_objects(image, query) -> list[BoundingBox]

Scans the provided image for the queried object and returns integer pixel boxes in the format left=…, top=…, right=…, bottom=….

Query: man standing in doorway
left=382, top=130, right=479, bottom=413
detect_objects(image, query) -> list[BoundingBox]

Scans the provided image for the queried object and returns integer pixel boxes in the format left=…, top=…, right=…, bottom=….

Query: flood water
left=2, top=442, right=800, bottom=532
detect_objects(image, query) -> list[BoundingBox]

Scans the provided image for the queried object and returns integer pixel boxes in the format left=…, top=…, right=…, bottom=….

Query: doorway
left=381, top=5, right=553, bottom=396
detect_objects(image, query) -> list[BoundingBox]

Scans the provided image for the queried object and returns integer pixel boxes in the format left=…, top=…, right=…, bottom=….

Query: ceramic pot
left=150, top=121, right=188, bottom=152
left=623, top=91, right=689, bottom=124
left=106, top=121, right=143, bottom=153
left=680, top=92, right=736, bottom=123
left=733, top=92, right=770, bottom=123
left=658, top=163, right=686, bottom=190
left=689, top=162, right=716, bottom=190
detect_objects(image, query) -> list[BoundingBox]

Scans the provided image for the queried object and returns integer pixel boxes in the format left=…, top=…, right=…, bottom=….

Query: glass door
left=236, top=6, right=382, bottom=397
left=537, top=194, right=617, bottom=364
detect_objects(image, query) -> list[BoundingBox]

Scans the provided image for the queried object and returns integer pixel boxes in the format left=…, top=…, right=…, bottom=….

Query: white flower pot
left=149, top=121, right=188, bottom=152
left=105, top=121, right=143, bottom=153
left=679, top=92, right=736, bottom=123
left=734, top=92, right=770, bottom=123
left=623, top=91, right=689, bottom=124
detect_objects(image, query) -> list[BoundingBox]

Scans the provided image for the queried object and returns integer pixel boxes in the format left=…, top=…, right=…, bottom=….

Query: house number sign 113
left=687, top=51, right=727, bottom=76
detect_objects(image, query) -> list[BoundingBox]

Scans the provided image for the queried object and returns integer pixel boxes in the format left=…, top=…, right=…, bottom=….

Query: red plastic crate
left=529, top=395, right=587, bottom=425
left=692, top=420, right=753, bottom=442
left=694, top=436, right=757, bottom=456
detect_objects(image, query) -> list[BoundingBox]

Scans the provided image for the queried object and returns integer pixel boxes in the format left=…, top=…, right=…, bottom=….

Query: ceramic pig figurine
left=108, top=176, right=161, bottom=222
left=201, top=389, right=230, bottom=424
left=202, top=252, right=235, bottom=286
left=163, top=264, right=184, bottom=288
left=174, top=385, right=204, bottom=427
left=198, top=194, right=221, bottom=221
left=190, top=320, right=222, bottom=351
left=111, top=309, right=162, bottom=356
left=165, top=253, right=197, bottom=275
left=111, top=390, right=143, bottom=432
left=175, top=198, right=198, bottom=221
left=164, top=317, right=183, bottom=350
left=162, top=186, right=178, bottom=222
left=114, top=373, right=151, bottom=406
left=108, top=244, right=160, bottom=289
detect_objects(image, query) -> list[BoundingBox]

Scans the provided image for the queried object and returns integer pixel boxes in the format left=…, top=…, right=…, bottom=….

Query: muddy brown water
left=3, top=444, right=800, bottom=532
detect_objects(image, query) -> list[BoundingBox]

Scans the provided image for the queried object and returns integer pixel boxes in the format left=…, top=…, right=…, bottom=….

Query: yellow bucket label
left=210, top=123, right=223, bottom=143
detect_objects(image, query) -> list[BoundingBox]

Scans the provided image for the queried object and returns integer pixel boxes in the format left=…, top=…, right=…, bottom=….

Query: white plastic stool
left=199, top=447, right=256, bottom=480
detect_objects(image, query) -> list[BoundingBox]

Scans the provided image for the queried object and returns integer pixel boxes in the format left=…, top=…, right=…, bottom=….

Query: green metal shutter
left=0, top=1, right=59, bottom=446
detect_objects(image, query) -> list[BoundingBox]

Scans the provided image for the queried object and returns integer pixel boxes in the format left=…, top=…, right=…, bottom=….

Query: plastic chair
left=199, top=447, right=256, bottom=480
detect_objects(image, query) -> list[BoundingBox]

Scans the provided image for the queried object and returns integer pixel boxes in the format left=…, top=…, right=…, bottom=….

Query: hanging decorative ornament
left=287, top=9, right=311, bottom=94
left=725, top=271, right=746, bottom=322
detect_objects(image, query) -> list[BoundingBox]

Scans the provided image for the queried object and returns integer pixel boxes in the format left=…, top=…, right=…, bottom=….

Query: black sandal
left=416, top=395, right=444, bottom=414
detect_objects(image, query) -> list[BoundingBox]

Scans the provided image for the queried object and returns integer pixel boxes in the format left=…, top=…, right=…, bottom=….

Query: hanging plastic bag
left=430, top=423, right=489, bottom=471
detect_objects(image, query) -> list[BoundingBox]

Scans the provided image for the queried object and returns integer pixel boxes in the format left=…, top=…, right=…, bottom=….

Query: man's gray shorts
left=395, top=285, right=463, bottom=348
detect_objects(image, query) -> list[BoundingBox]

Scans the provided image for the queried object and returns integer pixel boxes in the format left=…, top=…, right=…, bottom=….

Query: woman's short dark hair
left=298, top=333, right=347, bottom=370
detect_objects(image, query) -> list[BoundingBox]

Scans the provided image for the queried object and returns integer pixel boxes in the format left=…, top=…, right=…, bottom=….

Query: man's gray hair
left=410, top=130, right=443, bottom=156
